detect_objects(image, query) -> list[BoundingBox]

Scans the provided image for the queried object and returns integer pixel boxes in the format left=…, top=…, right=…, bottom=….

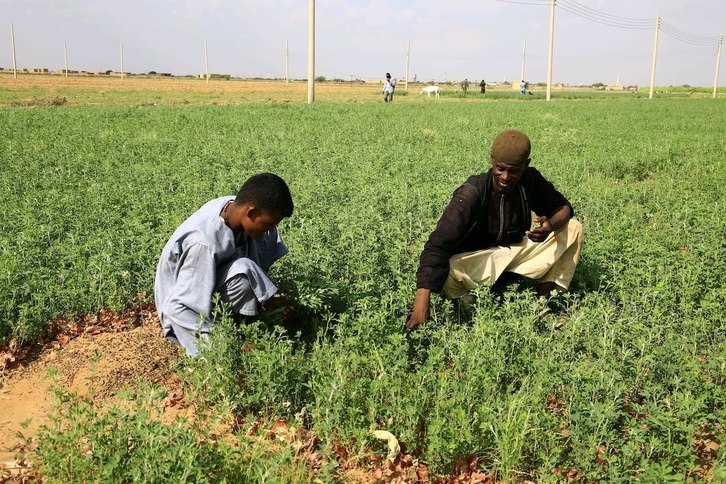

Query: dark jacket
left=415, top=167, right=573, bottom=293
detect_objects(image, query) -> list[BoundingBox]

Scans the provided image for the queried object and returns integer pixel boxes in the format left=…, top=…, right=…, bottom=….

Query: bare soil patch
left=0, top=310, right=182, bottom=466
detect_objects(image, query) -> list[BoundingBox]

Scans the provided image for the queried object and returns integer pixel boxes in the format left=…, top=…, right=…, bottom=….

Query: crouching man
left=155, top=173, right=297, bottom=356
left=406, top=130, right=583, bottom=329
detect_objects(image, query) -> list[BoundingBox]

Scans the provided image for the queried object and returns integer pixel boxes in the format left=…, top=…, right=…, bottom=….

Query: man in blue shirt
left=155, top=173, right=296, bottom=357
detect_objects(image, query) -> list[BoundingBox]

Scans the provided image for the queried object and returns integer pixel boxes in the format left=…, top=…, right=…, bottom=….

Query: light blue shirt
left=383, top=78, right=396, bottom=93
left=155, top=196, right=287, bottom=356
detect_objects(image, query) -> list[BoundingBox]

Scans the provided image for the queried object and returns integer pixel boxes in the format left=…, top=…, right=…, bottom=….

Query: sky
left=0, top=0, right=724, bottom=87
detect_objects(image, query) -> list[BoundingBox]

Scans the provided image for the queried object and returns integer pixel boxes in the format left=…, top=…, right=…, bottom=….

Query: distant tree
left=591, top=82, right=605, bottom=88
left=105, top=70, right=113, bottom=75
left=148, top=71, right=157, bottom=75
left=315, top=76, right=327, bottom=82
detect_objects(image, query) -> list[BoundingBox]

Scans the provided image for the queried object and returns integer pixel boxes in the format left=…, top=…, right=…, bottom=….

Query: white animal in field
left=420, top=85, right=440, bottom=98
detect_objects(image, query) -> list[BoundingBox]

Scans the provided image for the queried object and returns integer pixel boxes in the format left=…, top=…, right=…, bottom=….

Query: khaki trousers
left=441, top=219, right=584, bottom=299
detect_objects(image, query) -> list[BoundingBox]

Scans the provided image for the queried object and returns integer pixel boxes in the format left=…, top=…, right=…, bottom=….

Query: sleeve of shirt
left=415, top=184, right=480, bottom=293
left=165, top=242, right=217, bottom=334
left=255, top=226, right=289, bottom=272
left=528, top=167, right=574, bottom=218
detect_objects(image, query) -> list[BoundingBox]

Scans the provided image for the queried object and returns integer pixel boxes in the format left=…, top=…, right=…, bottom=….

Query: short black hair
left=235, top=173, right=294, bottom=217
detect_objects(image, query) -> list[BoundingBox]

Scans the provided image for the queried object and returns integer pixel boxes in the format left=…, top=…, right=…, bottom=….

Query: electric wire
left=558, top=0, right=650, bottom=22
left=660, top=20, right=721, bottom=46
left=556, top=1, right=653, bottom=30
left=491, top=0, right=722, bottom=51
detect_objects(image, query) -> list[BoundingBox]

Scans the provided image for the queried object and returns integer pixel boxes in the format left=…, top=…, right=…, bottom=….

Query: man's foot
left=536, top=281, right=559, bottom=299
left=537, top=301, right=553, bottom=321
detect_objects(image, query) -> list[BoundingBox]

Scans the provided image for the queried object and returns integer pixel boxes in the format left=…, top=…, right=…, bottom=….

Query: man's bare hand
left=264, top=295, right=298, bottom=322
left=405, top=288, right=431, bottom=329
left=526, top=216, right=553, bottom=243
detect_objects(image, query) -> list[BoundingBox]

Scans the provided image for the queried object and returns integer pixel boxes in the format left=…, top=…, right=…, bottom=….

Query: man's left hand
left=526, top=216, right=553, bottom=243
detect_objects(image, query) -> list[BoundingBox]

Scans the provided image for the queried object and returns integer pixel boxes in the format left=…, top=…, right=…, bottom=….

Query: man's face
left=242, top=209, right=284, bottom=239
left=491, top=158, right=528, bottom=193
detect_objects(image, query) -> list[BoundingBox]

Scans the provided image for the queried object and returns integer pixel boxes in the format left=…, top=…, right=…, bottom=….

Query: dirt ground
left=0, top=74, right=380, bottom=94
left=0, top=74, right=403, bottom=106
left=0, top=311, right=184, bottom=468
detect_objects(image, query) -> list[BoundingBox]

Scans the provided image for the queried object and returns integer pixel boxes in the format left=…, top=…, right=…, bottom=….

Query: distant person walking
left=480, top=79, right=486, bottom=94
left=383, top=73, right=396, bottom=102
left=520, top=80, right=527, bottom=96
left=461, top=78, right=470, bottom=95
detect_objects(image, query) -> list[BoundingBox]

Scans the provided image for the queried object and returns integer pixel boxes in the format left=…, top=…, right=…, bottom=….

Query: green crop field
left=1, top=94, right=726, bottom=481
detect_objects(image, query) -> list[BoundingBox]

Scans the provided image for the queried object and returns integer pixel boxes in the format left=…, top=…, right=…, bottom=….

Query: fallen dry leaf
left=454, top=455, right=478, bottom=475
left=372, top=430, right=401, bottom=462
left=595, top=445, right=607, bottom=467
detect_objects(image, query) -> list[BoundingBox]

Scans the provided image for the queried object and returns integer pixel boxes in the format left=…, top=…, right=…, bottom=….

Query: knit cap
left=490, top=130, right=531, bottom=165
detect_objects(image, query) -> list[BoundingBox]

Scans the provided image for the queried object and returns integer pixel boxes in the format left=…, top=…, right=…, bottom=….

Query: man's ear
left=524, top=158, right=531, bottom=168
left=240, top=204, right=261, bottom=222
left=246, top=206, right=262, bottom=221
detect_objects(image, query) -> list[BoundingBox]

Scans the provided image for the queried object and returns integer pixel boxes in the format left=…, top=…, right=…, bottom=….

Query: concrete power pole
left=307, top=0, right=315, bottom=104
left=649, top=16, right=660, bottom=99
left=714, top=34, right=723, bottom=99
left=405, top=39, right=410, bottom=91
left=546, top=0, right=556, bottom=101
left=64, top=41, right=68, bottom=78
left=205, top=41, right=209, bottom=84
left=286, top=40, right=289, bottom=87
left=11, top=23, right=17, bottom=79
left=120, top=41, right=124, bottom=82
left=521, top=38, right=526, bottom=82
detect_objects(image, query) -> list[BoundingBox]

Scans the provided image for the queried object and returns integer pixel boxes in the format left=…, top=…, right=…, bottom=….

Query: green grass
left=2, top=98, right=726, bottom=480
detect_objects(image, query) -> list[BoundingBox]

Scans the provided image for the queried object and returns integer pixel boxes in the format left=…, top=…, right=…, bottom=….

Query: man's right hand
left=405, top=288, right=431, bottom=329
left=264, top=295, right=298, bottom=322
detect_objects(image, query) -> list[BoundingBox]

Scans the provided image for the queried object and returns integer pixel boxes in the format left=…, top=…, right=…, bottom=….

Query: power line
left=660, top=20, right=721, bottom=46
left=558, top=0, right=651, bottom=23
left=556, top=0, right=652, bottom=30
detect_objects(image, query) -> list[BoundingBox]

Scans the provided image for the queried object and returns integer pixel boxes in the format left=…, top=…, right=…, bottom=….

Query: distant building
left=198, top=73, right=230, bottom=80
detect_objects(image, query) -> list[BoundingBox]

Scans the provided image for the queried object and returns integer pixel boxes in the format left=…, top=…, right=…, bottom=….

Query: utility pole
left=649, top=15, right=660, bottom=99
left=205, top=41, right=209, bottom=84
left=714, top=34, right=723, bottom=99
left=405, top=39, right=410, bottom=91
left=546, top=0, right=555, bottom=101
left=120, top=41, right=124, bottom=82
left=307, top=0, right=315, bottom=104
left=285, top=40, right=289, bottom=86
left=521, top=38, right=526, bottom=82
left=64, top=41, right=68, bottom=78
left=11, top=23, right=17, bottom=79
